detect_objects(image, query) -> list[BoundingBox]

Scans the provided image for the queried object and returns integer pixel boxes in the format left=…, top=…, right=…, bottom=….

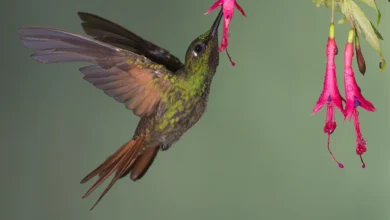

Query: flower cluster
left=313, top=24, right=376, bottom=168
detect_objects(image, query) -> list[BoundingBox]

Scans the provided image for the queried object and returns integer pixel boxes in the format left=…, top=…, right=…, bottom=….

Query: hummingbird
left=18, top=9, right=223, bottom=210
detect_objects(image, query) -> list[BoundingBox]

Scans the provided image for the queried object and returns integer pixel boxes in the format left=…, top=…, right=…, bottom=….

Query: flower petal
left=234, top=1, right=247, bottom=17
left=343, top=29, right=376, bottom=120
left=313, top=24, right=344, bottom=116
left=205, top=0, right=223, bottom=15
left=205, top=0, right=246, bottom=66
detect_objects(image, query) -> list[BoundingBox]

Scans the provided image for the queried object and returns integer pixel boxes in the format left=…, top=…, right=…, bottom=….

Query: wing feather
left=19, top=26, right=175, bottom=117
left=77, top=12, right=184, bottom=72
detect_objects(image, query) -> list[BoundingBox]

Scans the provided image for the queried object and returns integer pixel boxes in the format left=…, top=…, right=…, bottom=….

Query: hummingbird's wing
left=19, top=27, right=174, bottom=117
left=77, top=12, right=184, bottom=73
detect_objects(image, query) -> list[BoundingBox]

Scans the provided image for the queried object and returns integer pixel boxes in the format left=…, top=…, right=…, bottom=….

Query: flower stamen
left=324, top=101, right=344, bottom=168
left=327, top=134, right=344, bottom=168
left=360, top=155, right=366, bottom=168
left=225, top=48, right=235, bottom=66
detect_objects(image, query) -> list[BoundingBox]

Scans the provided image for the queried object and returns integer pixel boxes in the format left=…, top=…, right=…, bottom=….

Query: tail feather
left=80, top=140, right=134, bottom=184
left=81, top=137, right=157, bottom=210
left=130, top=146, right=159, bottom=181
left=118, top=145, right=159, bottom=180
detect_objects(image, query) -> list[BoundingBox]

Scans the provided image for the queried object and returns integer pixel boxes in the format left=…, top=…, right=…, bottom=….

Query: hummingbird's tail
left=80, top=136, right=159, bottom=210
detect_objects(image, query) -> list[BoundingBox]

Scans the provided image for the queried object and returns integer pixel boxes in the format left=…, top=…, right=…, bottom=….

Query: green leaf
left=359, top=0, right=381, bottom=24
left=341, top=0, right=386, bottom=71
left=338, top=16, right=348, bottom=24
left=313, top=0, right=323, bottom=7
left=371, top=21, right=384, bottom=40
left=380, top=59, right=386, bottom=71
left=312, top=0, right=342, bottom=11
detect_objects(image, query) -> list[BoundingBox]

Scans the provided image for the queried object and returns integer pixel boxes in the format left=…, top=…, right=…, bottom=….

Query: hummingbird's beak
left=210, top=8, right=223, bottom=39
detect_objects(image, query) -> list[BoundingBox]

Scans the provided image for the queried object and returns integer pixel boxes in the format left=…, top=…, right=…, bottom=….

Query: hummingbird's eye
left=193, top=44, right=204, bottom=55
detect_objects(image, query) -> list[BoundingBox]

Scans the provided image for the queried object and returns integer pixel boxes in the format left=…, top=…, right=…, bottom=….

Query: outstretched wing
left=19, top=27, right=174, bottom=117
left=78, top=12, right=184, bottom=73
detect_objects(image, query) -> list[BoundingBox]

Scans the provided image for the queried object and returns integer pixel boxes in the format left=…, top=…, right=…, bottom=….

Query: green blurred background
left=1, top=0, right=390, bottom=219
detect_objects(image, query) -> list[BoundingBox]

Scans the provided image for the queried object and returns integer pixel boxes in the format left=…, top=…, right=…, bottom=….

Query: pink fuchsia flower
left=343, top=28, right=376, bottom=168
left=205, top=0, right=246, bottom=66
left=312, top=23, right=345, bottom=168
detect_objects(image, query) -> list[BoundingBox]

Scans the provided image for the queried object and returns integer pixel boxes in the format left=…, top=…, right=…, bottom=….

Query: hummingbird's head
left=184, top=9, right=222, bottom=75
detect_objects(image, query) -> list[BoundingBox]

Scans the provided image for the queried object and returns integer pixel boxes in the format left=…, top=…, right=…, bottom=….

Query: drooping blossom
left=205, top=0, right=246, bottom=66
left=343, top=28, right=376, bottom=168
left=312, top=23, right=345, bottom=168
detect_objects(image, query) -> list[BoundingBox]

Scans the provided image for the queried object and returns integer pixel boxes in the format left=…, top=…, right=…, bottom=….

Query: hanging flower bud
left=354, top=29, right=366, bottom=75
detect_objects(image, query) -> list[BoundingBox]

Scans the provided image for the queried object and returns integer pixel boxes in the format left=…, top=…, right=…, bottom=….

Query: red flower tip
left=205, top=0, right=246, bottom=66
left=352, top=111, right=367, bottom=169
left=234, top=1, right=247, bottom=17
left=204, top=0, right=222, bottom=15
